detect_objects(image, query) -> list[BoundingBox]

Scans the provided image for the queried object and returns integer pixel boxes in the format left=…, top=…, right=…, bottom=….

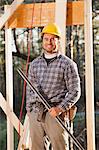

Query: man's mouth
left=47, top=45, right=53, bottom=48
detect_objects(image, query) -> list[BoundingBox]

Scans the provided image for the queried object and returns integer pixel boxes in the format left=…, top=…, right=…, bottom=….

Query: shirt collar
left=40, top=49, right=62, bottom=59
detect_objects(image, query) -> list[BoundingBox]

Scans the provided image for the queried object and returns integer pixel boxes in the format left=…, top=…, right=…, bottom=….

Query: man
left=26, top=23, right=81, bottom=150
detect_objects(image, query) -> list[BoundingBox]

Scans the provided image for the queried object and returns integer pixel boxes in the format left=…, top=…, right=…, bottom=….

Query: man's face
left=42, top=33, right=59, bottom=53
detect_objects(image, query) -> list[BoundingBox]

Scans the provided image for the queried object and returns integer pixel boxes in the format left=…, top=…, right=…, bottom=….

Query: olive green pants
left=29, top=111, right=69, bottom=150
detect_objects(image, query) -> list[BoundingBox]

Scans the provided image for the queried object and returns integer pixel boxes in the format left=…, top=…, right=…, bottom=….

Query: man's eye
left=44, top=38, right=48, bottom=41
left=43, top=38, right=56, bottom=42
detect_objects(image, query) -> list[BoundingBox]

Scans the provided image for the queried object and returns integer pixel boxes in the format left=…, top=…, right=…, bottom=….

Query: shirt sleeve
left=26, top=63, right=39, bottom=112
left=58, top=61, right=81, bottom=111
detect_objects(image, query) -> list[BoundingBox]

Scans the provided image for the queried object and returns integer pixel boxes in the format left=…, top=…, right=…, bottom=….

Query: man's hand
left=49, top=107, right=64, bottom=118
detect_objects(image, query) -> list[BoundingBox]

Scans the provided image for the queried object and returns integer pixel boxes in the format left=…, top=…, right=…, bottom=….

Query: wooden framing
left=0, top=93, right=23, bottom=135
left=0, top=93, right=30, bottom=149
left=0, top=0, right=96, bottom=150
left=55, top=0, right=67, bottom=54
left=5, top=27, right=14, bottom=150
left=18, top=115, right=31, bottom=150
left=0, top=0, right=24, bottom=29
left=6, top=1, right=84, bottom=28
left=84, top=0, right=96, bottom=150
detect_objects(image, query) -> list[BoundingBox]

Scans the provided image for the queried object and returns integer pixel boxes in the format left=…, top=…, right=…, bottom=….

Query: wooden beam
left=84, top=0, right=96, bottom=150
left=0, top=93, right=30, bottom=149
left=7, top=1, right=84, bottom=28
left=0, top=93, right=31, bottom=149
left=0, top=0, right=24, bottom=29
left=0, top=93, right=23, bottom=136
left=5, top=27, right=14, bottom=150
left=18, top=115, right=31, bottom=150
left=55, top=0, right=67, bottom=54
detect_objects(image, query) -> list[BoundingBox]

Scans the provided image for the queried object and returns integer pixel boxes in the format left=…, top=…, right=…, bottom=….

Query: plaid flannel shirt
left=26, top=53, right=81, bottom=112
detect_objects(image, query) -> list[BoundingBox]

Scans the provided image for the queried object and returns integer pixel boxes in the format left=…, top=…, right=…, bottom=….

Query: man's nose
left=47, top=39, right=52, bottom=44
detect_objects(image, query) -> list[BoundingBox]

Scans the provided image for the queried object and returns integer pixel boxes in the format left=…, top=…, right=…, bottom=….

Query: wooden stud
left=5, top=24, right=14, bottom=150
left=55, top=0, right=67, bottom=54
left=84, top=0, right=96, bottom=150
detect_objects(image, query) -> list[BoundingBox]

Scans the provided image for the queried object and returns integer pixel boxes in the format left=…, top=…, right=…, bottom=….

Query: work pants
left=29, top=110, right=69, bottom=150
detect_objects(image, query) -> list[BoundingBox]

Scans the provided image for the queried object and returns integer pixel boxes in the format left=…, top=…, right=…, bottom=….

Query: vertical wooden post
left=5, top=28, right=14, bottom=150
left=70, top=28, right=74, bottom=150
left=84, top=0, right=96, bottom=150
left=71, top=33, right=73, bottom=60
left=55, top=0, right=67, bottom=55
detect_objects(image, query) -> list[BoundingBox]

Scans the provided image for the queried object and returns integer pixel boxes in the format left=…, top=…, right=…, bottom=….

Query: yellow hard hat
left=41, top=23, right=61, bottom=38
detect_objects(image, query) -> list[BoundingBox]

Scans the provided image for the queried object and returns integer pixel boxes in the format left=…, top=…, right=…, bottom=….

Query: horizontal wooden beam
left=7, top=1, right=84, bottom=28
left=0, top=0, right=24, bottom=29
left=0, top=93, right=23, bottom=136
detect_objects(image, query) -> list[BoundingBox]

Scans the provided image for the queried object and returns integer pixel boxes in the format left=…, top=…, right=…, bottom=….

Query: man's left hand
left=49, top=107, right=63, bottom=118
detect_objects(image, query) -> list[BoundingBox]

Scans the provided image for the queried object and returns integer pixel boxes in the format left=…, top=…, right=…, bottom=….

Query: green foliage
left=14, top=129, right=19, bottom=150
left=0, top=118, right=7, bottom=150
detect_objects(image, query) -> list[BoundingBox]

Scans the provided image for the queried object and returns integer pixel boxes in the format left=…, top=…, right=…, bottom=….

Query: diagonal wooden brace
left=0, top=92, right=23, bottom=136
left=17, top=114, right=31, bottom=150
left=0, top=0, right=24, bottom=29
